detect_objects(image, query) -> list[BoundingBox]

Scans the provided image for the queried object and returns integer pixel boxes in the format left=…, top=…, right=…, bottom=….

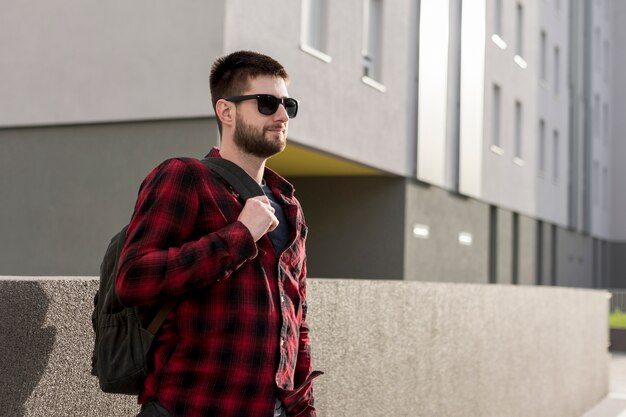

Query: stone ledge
left=0, top=277, right=610, bottom=417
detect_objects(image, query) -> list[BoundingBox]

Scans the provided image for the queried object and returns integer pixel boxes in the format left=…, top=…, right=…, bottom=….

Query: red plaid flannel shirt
left=116, top=148, right=321, bottom=417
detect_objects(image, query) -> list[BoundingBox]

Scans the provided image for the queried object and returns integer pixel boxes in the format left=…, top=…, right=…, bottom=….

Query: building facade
left=1, top=0, right=625, bottom=288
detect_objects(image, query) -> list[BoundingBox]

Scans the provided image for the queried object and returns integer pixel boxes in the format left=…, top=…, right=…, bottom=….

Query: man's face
left=233, top=75, right=290, bottom=159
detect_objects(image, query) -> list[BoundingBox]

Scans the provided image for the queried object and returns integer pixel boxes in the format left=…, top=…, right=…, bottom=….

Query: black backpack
left=91, top=157, right=265, bottom=395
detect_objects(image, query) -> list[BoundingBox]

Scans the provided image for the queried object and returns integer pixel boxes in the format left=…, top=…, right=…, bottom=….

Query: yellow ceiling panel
left=266, top=143, right=384, bottom=177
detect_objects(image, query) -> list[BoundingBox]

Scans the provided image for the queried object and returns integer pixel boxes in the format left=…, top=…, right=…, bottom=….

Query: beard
left=233, top=113, right=286, bottom=159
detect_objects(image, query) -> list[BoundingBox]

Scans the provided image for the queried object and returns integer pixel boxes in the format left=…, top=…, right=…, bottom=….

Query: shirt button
left=280, top=338, right=285, bottom=347
left=281, top=295, right=285, bottom=303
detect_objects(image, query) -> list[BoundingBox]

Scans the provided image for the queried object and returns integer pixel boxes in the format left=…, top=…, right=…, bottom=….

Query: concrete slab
left=582, top=354, right=626, bottom=417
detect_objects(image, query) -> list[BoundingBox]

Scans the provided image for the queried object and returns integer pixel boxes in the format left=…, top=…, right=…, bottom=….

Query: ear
left=215, top=99, right=235, bottom=128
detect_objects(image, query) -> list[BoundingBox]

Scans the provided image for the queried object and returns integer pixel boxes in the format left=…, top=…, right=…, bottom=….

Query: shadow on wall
left=0, top=282, right=56, bottom=417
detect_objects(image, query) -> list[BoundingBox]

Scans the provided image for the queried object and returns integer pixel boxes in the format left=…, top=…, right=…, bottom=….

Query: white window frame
left=300, top=0, right=332, bottom=63
left=492, top=0, right=507, bottom=49
left=362, top=0, right=384, bottom=87
left=514, top=3, right=525, bottom=64
left=492, top=84, right=502, bottom=150
left=514, top=100, right=523, bottom=160
left=552, top=129, right=559, bottom=183
left=538, top=119, right=547, bottom=177
left=554, top=46, right=560, bottom=95
left=594, top=95, right=600, bottom=138
left=603, top=103, right=609, bottom=145
left=540, top=31, right=547, bottom=82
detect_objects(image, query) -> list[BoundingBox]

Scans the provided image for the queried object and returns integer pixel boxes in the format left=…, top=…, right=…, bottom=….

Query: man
left=116, top=50, right=321, bottom=417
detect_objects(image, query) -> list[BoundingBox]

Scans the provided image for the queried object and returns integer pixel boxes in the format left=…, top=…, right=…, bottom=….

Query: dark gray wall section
left=290, top=177, right=406, bottom=280
left=557, top=227, right=594, bottom=288
left=519, top=214, right=538, bottom=285
left=404, top=182, right=489, bottom=283
left=610, top=242, right=626, bottom=288
left=496, top=208, right=513, bottom=285
left=537, top=222, right=555, bottom=286
left=0, top=119, right=219, bottom=276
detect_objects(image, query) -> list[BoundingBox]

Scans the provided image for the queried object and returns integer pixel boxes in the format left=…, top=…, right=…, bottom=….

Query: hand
left=237, top=196, right=279, bottom=241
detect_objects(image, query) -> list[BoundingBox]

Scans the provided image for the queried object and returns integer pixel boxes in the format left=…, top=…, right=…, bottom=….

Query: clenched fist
left=237, top=196, right=279, bottom=241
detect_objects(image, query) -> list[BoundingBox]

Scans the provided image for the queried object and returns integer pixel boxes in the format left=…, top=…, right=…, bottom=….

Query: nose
left=274, top=102, right=289, bottom=122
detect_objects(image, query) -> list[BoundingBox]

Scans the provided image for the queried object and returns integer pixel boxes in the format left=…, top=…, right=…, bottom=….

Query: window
left=492, top=84, right=502, bottom=149
left=554, top=46, right=560, bottom=95
left=492, top=0, right=506, bottom=48
left=602, top=167, right=608, bottom=209
left=362, top=0, right=383, bottom=82
left=595, top=28, right=601, bottom=72
left=301, top=0, right=330, bottom=60
left=594, top=95, right=600, bottom=138
left=604, top=41, right=610, bottom=82
left=514, top=101, right=523, bottom=159
left=489, top=205, right=498, bottom=284
left=540, top=31, right=547, bottom=81
left=593, top=161, right=600, bottom=205
left=514, top=3, right=526, bottom=68
left=536, top=220, right=543, bottom=285
left=603, top=103, right=609, bottom=144
left=539, top=119, right=546, bottom=175
left=494, top=0, right=503, bottom=36
left=553, top=130, right=559, bottom=182
left=512, top=212, right=520, bottom=285
left=515, top=3, right=523, bottom=57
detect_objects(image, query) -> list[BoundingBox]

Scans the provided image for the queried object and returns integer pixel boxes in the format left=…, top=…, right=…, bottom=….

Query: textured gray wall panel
left=0, top=119, right=218, bottom=276
left=610, top=241, right=626, bottom=288
left=496, top=208, right=513, bottom=285
left=292, top=177, right=406, bottom=280
left=0, top=279, right=137, bottom=417
left=557, top=227, right=594, bottom=288
left=538, top=222, right=555, bottom=285
left=0, top=0, right=224, bottom=126
left=223, top=0, right=415, bottom=176
left=519, top=214, right=538, bottom=285
left=0, top=277, right=609, bottom=417
left=309, top=279, right=608, bottom=417
left=404, top=182, right=489, bottom=283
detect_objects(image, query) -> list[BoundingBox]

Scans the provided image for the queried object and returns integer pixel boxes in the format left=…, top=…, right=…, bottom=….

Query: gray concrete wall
left=291, top=177, right=406, bottom=280
left=0, top=0, right=224, bottom=127
left=496, top=212, right=537, bottom=286
left=404, top=181, right=489, bottom=284
left=610, top=242, right=626, bottom=288
left=557, top=227, right=594, bottom=288
left=496, top=208, right=514, bottom=285
left=609, top=0, right=626, bottom=241
left=537, top=221, right=556, bottom=285
left=222, top=0, right=416, bottom=177
left=481, top=0, right=541, bottom=220
left=519, top=214, right=538, bottom=285
left=0, top=119, right=219, bottom=276
left=536, top=0, right=570, bottom=228
left=0, top=277, right=609, bottom=417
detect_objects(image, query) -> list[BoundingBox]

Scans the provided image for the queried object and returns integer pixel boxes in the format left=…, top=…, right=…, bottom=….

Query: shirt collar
left=205, top=147, right=295, bottom=197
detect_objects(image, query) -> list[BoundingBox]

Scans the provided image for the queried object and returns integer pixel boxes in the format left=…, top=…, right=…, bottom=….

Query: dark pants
left=136, top=400, right=287, bottom=417
left=136, top=402, right=173, bottom=417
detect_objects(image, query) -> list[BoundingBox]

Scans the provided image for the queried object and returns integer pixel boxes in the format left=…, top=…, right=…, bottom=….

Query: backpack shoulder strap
left=200, top=157, right=265, bottom=200
left=145, top=157, right=264, bottom=335
left=146, top=302, right=175, bottom=334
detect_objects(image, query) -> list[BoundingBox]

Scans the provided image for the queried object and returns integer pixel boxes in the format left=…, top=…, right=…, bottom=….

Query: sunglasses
left=224, top=94, right=299, bottom=118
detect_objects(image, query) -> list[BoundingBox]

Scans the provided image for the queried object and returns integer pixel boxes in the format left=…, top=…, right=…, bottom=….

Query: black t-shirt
left=262, top=182, right=290, bottom=253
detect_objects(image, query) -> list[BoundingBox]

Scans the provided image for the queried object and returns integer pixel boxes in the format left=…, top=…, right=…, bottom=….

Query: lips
left=266, top=124, right=286, bottom=134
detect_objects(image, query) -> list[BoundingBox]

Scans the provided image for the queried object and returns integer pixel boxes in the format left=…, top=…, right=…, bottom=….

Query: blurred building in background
left=1, top=0, right=625, bottom=288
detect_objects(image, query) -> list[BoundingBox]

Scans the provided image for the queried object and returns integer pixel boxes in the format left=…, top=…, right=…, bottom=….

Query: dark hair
left=210, top=50, right=289, bottom=133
